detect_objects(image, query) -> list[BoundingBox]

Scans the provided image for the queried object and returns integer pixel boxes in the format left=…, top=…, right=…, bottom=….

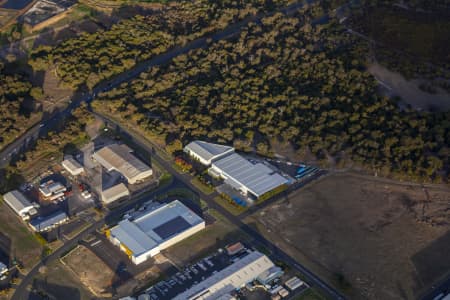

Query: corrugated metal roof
left=184, top=141, right=234, bottom=163
left=93, top=144, right=152, bottom=183
left=62, top=158, right=84, bottom=173
left=110, top=200, right=204, bottom=256
left=102, top=183, right=130, bottom=204
left=2, top=190, right=33, bottom=214
left=212, top=154, right=288, bottom=197
left=174, top=251, right=274, bottom=300
left=29, top=210, right=68, bottom=232
left=110, top=219, right=158, bottom=256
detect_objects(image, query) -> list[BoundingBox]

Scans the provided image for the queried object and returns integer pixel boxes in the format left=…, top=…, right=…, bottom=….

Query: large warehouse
left=184, top=141, right=235, bottom=166
left=2, top=190, right=37, bottom=220
left=173, top=251, right=278, bottom=300
left=92, top=144, right=153, bottom=184
left=108, top=200, right=205, bottom=264
left=210, top=153, right=289, bottom=199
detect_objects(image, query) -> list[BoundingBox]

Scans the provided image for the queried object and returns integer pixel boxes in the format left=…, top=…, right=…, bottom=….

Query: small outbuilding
left=62, top=157, right=84, bottom=176
left=101, top=183, right=130, bottom=205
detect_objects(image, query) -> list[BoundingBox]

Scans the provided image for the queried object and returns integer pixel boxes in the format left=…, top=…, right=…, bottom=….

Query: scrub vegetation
left=93, top=6, right=449, bottom=182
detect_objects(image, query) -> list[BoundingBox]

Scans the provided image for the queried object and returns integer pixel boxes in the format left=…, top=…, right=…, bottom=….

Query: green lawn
left=0, top=199, right=43, bottom=271
left=190, top=177, right=214, bottom=195
left=213, top=195, right=246, bottom=216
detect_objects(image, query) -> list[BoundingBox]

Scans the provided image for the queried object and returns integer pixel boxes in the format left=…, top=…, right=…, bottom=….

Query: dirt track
left=245, top=172, right=450, bottom=300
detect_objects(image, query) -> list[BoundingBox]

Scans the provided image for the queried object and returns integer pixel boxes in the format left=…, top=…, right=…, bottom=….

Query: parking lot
left=144, top=249, right=241, bottom=300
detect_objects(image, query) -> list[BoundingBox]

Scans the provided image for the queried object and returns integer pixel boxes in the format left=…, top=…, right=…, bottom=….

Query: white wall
left=159, top=222, right=206, bottom=251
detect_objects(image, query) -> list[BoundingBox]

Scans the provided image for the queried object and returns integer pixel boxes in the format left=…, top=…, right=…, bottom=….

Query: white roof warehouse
left=211, top=153, right=289, bottom=199
left=2, top=190, right=37, bottom=220
left=184, top=140, right=235, bottom=166
left=174, top=251, right=277, bottom=300
left=184, top=141, right=289, bottom=200
left=108, top=200, right=205, bottom=265
left=62, top=157, right=84, bottom=176
left=92, top=144, right=153, bottom=184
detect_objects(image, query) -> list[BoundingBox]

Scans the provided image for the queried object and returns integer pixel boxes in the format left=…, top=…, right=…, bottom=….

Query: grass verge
left=190, top=177, right=214, bottom=195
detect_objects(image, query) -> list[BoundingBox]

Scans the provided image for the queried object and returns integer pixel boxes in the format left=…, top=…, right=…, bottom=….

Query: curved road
left=98, top=113, right=345, bottom=300
left=8, top=1, right=347, bottom=299
left=0, top=0, right=316, bottom=169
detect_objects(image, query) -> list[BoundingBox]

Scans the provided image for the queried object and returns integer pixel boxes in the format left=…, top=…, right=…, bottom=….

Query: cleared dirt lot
left=245, top=172, right=450, bottom=300
left=31, top=259, right=93, bottom=300
left=61, top=245, right=114, bottom=298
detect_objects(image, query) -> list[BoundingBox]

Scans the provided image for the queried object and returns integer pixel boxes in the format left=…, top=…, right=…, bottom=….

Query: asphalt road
left=0, top=0, right=315, bottom=168
left=10, top=218, right=104, bottom=300
left=7, top=1, right=348, bottom=299
left=98, top=113, right=346, bottom=300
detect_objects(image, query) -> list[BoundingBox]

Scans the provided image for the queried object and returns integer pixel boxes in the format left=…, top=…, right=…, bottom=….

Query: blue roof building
left=29, top=210, right=68, bottom=232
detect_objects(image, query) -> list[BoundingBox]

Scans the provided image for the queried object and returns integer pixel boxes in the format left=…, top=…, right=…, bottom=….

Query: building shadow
left=411, top=230, right=450, bottom=296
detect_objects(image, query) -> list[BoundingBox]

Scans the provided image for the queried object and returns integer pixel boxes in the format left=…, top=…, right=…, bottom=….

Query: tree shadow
left=411, top=230, right=450, bottom=296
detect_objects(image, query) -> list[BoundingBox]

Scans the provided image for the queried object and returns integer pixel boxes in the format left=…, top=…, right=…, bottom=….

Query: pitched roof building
left=101, top=183, right=130, bottom=205
left=211, top=153, right=289, bottom=199
left=92, top=144, right=153, bottom=184
left=2, top=190, right=37, bottom=220
left=62, top=157, right=84, bottom=176
left=174, top=251, right=278, bottom=300
left=184, top=141, right=235, bottom=166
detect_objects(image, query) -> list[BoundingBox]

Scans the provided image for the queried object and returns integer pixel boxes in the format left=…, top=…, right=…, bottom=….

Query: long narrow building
left=174, top=251, right=279, bottom=300
left=2, top=190, right=37, bottom=220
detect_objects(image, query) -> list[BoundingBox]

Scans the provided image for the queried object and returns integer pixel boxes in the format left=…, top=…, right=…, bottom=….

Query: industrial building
left=173, top=251, right=279, bottom=300
left=257, top=265, right=284, bottom=285
left=39, top=180, right=66, bottom=199
left=284, top=276, right=305, bottom=291
left=29, top=210, right=68, bottom=232
left=210, top=153, right=289, bottom=199
left=92, top=144, right=153, bottom=184
left=62, top=157, right=84, bottom=176
left=108, top=200, right=205, bottom=264
left=0, top=262, right=7, bottom=276
left=2, top=190, right=38, bottom=220
left=101, top=183, right=130, bottom=205
left=184, top=141, right=235, bottom=166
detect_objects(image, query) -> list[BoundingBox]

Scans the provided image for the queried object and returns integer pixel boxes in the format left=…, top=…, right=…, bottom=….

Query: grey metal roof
left=62, top=158, right=84, bottom=172
left=173, top=251, right=274, bottom=300
left=184, top=141, right=234, bottom=163
left=212, top=153, right=288, bottom=197
left=102, top=183, right=130, bottom=204
left=110, top=200, right=204, bottom=256
left=93, top=144, right=152, bottom=182
left=2, top=190, right=33, bottom=214
left=110, top=219, right=157, bottom=256
left=30, top=210, right=68, bottom=232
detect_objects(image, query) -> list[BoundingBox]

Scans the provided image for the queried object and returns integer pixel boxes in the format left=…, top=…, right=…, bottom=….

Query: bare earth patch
left=245, top=172, right=450, bottom=300
left=368, top=62, right=450, bottom=112
left=40, top=67, right=73, bottom=111
left=61, top=245, right=114, bottom=297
